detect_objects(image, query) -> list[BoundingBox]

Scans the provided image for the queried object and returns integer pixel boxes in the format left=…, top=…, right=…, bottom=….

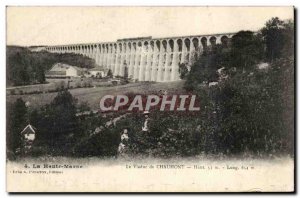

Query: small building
left=89, top=67, right=105, bottom=78
left=21, top=124, right=36, bottom=142
left=66, top=66, right=85, bottom=77
left=46, top=63, right=85, bottom=78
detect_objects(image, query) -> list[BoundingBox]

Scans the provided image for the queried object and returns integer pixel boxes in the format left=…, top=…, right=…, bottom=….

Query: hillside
left=6, top=46, right=97, bottom=86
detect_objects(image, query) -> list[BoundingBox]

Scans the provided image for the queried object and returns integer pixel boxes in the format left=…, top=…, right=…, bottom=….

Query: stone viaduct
left=35, top=33, right=235, bottom=82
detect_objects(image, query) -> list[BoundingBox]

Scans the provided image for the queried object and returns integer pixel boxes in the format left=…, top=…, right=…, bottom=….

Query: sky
left=6, top=6, right=294, bottom=46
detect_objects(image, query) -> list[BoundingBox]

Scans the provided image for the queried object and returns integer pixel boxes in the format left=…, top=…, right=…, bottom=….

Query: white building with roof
left=89, top=67, right=106, bottom=78
left=21, top=124, right=36, bottom=142
left=46, top=63, right=86, bottom=78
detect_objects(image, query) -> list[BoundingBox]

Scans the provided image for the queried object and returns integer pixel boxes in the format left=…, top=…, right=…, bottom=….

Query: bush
left=107, top=69, right=113, bottom=78
left=10, top=90, right=15, bottom=95
left=25, top=146, right=49, bottom=157
left=75, top=81, right=82, bottom=88
left=72, top=127, right=119, bottom=157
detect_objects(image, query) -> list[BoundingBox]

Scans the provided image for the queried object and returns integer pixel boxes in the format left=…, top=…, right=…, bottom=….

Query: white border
left=0, top=0, right=298, bottom=197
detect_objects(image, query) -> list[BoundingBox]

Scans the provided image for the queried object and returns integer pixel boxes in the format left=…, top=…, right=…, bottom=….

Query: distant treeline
left=6, top=46, right=97, bottom=86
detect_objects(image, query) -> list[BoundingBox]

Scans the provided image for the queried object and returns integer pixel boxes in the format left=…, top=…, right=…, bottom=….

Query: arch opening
left=192, top=38, right=199, bottom=49
left=209, top=36, right=217, bottom=46
left=201, top=37, right=207, bottom=48
left=184, top=38, right=190, bottom=51
left=144, top=41, right=149, bottom=51
left=162, top=40, right=167, bottom=52
left=177, top=39, right=183, bottom=52
left=150, top=41, right=154, bottom=51
left=133, top=42, right=136, bottom=51
left=169, top=40, right=174, bottom=52
left=156, top=41, right=160, bottom=51
left=221, top=36, right=229, bottom=46
left=119, top=43, right=122, bottom=52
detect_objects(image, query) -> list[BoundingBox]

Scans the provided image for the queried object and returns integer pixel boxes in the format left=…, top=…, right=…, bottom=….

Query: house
left=66, top=66, right=85, bottom=77
left=21, top=124, right=36, bottom=142
left=88, top=67, right=106, bottom=78
left=46, top=63, right=86, bottom=78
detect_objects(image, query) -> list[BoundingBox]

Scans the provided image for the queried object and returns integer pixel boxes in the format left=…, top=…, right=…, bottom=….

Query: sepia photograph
left=6, top=6, right=295, bottom=192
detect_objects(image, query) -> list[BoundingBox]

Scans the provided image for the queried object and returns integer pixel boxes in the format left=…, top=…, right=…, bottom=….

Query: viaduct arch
left=33, top=33, right=234, bottom=82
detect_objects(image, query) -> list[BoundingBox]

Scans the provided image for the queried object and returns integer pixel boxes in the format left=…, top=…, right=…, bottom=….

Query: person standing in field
left=142, top=111, right=150, bottom=132
left=118, top=128, right=129, bottom=157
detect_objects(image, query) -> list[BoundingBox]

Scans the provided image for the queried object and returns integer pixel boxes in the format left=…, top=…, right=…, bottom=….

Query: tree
left=107, top=69, right=113, bottom=78
left=34, top=65, right=45, bottom=83
left=7, top=98, right=27, bottom=152
left=282, top=20, right=294, bottom=58
left=182, top=17, right=294, bottom=156
left=184, top=44, right=229, bottom=91
left=214, top=54, right=294, bottom=155
left=178, top=63, right=188, bottom=79
left=229, top=31, right=264, bottom=71
left=261, top=17, right=286, bottom=62
left=38, top=90, right=79, bottom=152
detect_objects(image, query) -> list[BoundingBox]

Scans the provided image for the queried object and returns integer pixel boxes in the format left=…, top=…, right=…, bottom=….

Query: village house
left=20, top=124, right=36, bottom=152
left=21, top=124, right=36, bottom=143
left=20, top=124, right=37, bottom=153
left=45, top=63, right=86, bottom=78
left=88, top=67, right=106, bottom=78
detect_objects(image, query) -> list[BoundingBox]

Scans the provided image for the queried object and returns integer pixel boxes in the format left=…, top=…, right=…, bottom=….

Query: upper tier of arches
left=44, top=33, right=234, bottom=53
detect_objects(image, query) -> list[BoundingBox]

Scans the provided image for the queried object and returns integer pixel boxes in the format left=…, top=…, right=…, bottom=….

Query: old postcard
left=6, top=6, right=294, bottom=192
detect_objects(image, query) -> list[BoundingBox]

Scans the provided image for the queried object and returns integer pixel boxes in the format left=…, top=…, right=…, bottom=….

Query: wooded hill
left=6, top=46, right=97, bottom=86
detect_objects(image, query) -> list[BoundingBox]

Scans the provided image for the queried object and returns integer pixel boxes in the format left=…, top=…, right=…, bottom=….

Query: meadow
left=7, top=80, right=185, bottom=110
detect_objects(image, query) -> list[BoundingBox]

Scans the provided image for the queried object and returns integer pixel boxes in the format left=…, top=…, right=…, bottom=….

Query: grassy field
left=6, top=81, right=185, bottom=110
left=6, top=77, right=112, bottom=95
